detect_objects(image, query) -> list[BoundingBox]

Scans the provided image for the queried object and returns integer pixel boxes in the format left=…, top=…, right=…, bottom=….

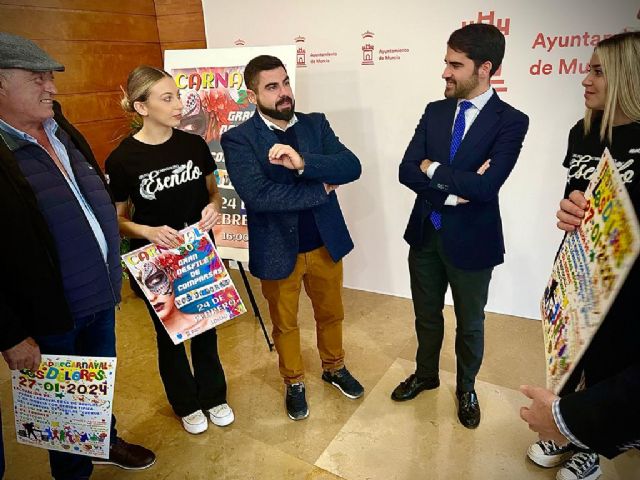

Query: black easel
left=236, top=261, right=274, bottom=351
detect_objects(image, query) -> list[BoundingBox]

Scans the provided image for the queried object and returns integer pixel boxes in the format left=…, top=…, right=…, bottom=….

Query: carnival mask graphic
left=141, top=262, right=173, bottom=296
left=179, top=91, right=208, bottom=137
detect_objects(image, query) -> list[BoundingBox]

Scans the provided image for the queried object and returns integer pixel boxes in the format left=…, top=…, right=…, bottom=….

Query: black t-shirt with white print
left=563, top=118, right=640, bottom=212
left=106, top=128, right=215, bottom=250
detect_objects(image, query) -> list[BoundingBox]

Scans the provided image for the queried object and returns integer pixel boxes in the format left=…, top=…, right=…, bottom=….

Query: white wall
left=202, top=0, right=639, bottom=319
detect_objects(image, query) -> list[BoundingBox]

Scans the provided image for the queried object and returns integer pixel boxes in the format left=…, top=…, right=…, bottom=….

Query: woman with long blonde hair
left=522, top=31, right=640, bottom=480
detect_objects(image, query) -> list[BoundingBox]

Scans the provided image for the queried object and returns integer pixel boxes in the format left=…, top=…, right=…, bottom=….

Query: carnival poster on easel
left=540, top=148, right=640, bottom=393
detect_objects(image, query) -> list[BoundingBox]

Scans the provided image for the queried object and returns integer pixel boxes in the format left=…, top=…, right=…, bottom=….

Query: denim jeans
left=34, top=308, right=118, bottom=480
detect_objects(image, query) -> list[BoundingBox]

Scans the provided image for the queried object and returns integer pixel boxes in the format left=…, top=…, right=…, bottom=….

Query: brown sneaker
left=91, top=437, right=156, bottom=470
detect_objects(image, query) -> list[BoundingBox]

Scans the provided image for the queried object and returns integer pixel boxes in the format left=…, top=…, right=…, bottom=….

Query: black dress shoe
left=391, top=373, right=439, bottom=401
left=91, top=437, right=156, bottom=469
left=457, top=390, right=481, bottom=429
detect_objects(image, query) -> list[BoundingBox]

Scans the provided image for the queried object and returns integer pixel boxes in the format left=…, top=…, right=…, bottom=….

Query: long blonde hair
left=120, top=65, right=172, bottom=131
left=584, top=31, right=640, bottom=143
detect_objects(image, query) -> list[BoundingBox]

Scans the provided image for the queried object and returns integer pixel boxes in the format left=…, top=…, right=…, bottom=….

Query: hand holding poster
left=541, top=148, right=640, bottom=393
left=122, top=224, right=246, bottom=344
left=12, top=355, right=116, bottom=458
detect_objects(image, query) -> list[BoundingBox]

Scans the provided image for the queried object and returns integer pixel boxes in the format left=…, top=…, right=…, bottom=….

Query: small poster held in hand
left=12, top=354, right=116, bottom=458
left=541, top=148, right=640, bottom=393
left=122, top=224, right=247, bottom=344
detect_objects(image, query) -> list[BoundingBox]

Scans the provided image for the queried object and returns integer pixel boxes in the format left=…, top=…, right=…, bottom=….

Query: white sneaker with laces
left=556, top=451, right=602, bottom=480
left=527, top=440, right=576, bottom=467
left=181, top=410, right=208, bottom=434
left=207, top=403, right=235, bottom=427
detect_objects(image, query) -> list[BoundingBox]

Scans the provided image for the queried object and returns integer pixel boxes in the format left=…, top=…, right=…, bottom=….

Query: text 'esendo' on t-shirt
left=105, top=129, right=216, bottom=248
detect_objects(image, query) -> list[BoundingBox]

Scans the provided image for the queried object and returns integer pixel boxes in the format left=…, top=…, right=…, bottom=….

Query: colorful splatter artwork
left=541, top=149, right=640, bottom=393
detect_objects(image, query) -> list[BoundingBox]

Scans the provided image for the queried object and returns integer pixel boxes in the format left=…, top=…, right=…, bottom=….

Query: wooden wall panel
left=0, top=0, right=209, bottom=165
left=0, top=0, right=156, bottom=15
left=0, top=1, right=163, bottom=165
left=56, top=92, right=126, bottom=125
left=0, top=5, right=159, bottom=42
left=155, top=0, right=206, bottom=56
left=161, top=40, right=207, bottom=54
left=155, top=0, right=202, bottom=16
left=156, top=12, right=205, bottom=43
left=75, top=119, right=131, bottom=168
left=38, top=41, right=162, bottom=94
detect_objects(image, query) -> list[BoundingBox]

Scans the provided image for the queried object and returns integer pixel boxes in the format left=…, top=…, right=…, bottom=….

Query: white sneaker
left=207, top=403, right=234, bottom=427
left=181, top=410, right=208, bottom=434
left=556, top=451, right=602, bottom=480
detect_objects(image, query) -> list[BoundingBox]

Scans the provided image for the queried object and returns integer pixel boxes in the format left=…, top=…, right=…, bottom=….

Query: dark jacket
left=0, top=102, right=117, bottom=351
left=399, top=93, right=529, bottom=270
left=221, top=112, right=361, bottom=280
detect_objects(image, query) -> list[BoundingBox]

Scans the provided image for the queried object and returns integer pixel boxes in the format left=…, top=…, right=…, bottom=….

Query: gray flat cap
left=0, top=32, right=64, bottom=72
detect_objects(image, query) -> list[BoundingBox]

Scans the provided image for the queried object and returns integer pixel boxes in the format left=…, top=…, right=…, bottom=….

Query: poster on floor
left=541, top=148, right=640, bottom=393
left=164, top=45, right=297, bottom=262
left=122, top=224, right=247, bottom=344
left=11, top=354, right=116, bottom=458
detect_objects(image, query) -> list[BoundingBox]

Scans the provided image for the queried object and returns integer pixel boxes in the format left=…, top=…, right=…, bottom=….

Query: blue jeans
left=34, top=308, right=118, bottom=480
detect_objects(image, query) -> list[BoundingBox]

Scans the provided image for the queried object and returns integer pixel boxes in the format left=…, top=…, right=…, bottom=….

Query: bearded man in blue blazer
left=393, top=24, right=529, bottom=429
left=221, top=55, right=363, bottom=421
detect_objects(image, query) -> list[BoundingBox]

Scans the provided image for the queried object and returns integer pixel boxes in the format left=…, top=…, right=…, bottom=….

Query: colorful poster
left=164, top=45, right=297, bottom=262
left=122, top=224, right=247, bottom=344
left=541, top=148, right=640, bottom=393
left=11, top=355, right=116, bottom=458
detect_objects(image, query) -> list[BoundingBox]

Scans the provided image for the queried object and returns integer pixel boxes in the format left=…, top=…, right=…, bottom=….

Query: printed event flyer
left=164, top=45, right=296, bottom=262
left=541, top=148, right=640, bottom=393
left=173, top=65, right=253, bottom=260
left=12, top=355, right=116, bottom=458
left=122, top=224, right=246, bottom=345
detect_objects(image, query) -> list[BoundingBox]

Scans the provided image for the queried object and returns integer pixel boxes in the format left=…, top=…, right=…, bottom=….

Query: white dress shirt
left=258, top=110, right=304, bottom=173
left=258, top=110, right=298, bottom=131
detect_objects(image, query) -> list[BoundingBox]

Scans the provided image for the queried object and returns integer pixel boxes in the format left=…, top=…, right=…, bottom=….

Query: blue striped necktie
left=430, top=100, right=473, bottom=230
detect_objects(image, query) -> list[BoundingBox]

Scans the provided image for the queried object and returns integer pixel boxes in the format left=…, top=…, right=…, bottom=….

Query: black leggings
left=142, top=298, right=228, bottom=417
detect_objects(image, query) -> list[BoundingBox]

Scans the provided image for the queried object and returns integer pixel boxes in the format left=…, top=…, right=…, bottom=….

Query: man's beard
left=445, top=71, right=479, bottom=99
left=258, top=96, right=295, bottom=121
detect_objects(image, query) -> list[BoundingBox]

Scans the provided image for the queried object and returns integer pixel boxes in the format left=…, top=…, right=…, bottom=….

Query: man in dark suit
left=221, top=55, right=363, bottom=421
left=392, top=23, right=529, bottom=429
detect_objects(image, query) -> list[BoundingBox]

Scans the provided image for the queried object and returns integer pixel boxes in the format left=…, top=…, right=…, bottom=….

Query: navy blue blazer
left=221, top=112, right=361, bottom=280
left=399, top=93, right=529, bottom=270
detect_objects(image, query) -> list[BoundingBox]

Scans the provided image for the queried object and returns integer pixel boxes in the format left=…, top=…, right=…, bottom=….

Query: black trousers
left=409, top=227, right=493, bottom=392
left=142, top=300, right=228, bottom=417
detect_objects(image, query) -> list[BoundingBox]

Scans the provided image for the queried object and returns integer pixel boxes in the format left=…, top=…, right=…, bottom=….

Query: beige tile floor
left=1, top=272, right=638, bottom=479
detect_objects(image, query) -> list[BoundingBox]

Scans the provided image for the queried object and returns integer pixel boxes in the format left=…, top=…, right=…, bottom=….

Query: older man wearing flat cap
left=0, top=33, right=155, bottom=479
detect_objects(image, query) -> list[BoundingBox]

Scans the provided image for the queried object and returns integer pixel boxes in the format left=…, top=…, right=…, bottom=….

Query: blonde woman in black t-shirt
left=521, top=32, right=640, bottom=480
left=106, top=66, right=234, bottom=435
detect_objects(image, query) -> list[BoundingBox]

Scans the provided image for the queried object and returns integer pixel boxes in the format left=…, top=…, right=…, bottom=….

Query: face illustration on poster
left=139, top=257, right=196, bottom=334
